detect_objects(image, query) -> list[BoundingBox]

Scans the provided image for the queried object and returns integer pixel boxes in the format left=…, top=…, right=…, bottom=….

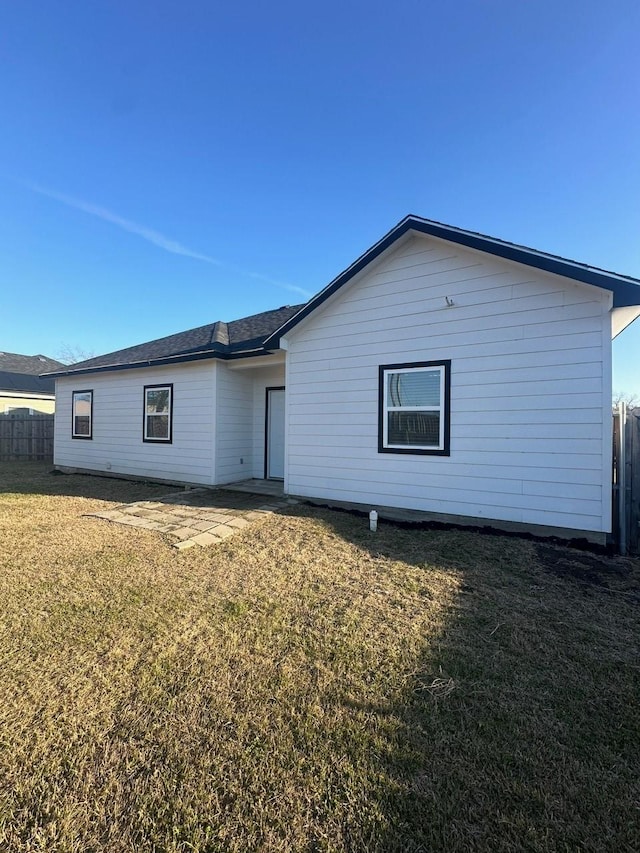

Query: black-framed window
left=378, top=360, right=450, bottom=455
left=72, top=390, right=93, bottom=439
left=143, top=384, right=173, bottom=443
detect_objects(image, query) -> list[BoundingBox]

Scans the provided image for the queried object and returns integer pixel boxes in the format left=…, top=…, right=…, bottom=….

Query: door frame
left=264, top=386, right=285, bottom=480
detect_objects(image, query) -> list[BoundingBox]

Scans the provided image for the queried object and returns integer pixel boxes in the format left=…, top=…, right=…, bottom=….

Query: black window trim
left=143, top=383, right=174, bottom=444
left=71, top=389, right=93, bottom=440
left=378, top=360, right=451, bottom=456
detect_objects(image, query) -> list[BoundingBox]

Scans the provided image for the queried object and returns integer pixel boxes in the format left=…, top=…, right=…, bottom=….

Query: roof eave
left=45, top=345, right=276, bottom=379
left=0, top=390, right=55, bottom=399
left=410, top=219, right=640, bottom=294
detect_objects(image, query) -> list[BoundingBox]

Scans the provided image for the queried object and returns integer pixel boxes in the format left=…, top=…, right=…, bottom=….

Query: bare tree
left=613, top=390, right=640, bottom=410
left=56, top=344, right=97, bottom=366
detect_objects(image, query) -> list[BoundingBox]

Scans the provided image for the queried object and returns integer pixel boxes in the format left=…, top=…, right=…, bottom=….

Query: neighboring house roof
left=0, top=370, right=56, bottom=395
left=265, top=215, right=640, bottom=346
left=0, top=352, right=64, bottom=375
left=46, top=305, right=305, bottom=378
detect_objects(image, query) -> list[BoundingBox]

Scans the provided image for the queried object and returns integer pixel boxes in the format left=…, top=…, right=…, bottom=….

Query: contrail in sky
left=25, top=182, right=311, bottom=298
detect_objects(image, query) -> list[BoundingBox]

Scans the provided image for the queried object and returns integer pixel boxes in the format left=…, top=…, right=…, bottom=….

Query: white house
left=47, top=216, right=640, bottom=543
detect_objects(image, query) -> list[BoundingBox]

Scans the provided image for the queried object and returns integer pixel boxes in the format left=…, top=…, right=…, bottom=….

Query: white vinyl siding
left=214, top=361, right=286, bottom=483
left=55, top=358, right=287, bottom=488
left=250, top=364, right=286, bottom=479
left=284, top=234, right=612, bottom=534
left=215, top=363, right=253, bottom=484
left=55, top=362, right=216, bottom=485
left=214, top=360, right=288, bottom=483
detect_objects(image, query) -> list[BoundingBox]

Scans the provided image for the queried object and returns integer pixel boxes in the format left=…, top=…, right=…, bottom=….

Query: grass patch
left=0, top=462, right=638, bottom=851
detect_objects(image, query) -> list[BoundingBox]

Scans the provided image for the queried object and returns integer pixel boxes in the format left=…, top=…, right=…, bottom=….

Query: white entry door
left=266, top=388, right=285, bottom=480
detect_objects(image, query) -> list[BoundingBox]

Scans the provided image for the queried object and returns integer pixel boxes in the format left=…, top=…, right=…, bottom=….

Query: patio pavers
left=89, top=486, right=293, bottom=549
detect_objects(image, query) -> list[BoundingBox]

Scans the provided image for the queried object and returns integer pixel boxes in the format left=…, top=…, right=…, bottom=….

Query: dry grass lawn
left=0, top=462, right=639, bottom=852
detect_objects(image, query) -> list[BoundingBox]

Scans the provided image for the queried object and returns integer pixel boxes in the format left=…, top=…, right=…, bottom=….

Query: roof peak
left=400, top=215, right=639, bottom=285
left=46, top=304, right=305, bottom=378
left=210, top=321, right=229, bottom=346
left=264, top=214, right=640, bottom=347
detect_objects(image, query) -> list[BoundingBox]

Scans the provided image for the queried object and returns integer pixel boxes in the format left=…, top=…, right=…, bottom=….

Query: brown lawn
left=0, top=462, right=638, bottom=852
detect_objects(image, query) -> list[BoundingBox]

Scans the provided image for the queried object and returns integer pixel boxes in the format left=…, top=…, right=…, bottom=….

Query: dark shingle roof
left=0, top=370, right=56, bottom=395
left=47, top=305, right=306, bottom=377
left=0, top=352, right=63, bottom=374
left=226, top=306, right=307, bottom=351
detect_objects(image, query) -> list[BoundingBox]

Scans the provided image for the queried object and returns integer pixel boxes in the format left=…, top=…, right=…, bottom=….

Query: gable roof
left=0, top=370, right=56, bottom=396
left=44, top=215, right=640, bottom=379
left=265, top=215, right=640, bottom=346
left=46, top=305, right=305, bottom=378
left=0, top=352, right=63, bottom=375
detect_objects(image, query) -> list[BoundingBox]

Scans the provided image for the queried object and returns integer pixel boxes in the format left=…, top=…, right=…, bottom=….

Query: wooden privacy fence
left=0, top=414, right=54, bottom=462
left=612, top=404, right=640, bottom=555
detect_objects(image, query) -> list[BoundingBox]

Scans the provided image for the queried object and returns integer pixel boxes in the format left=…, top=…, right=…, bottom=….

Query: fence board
left=612, top=411, right=620, bottom=548
left=630, top=411, right=640, bottom=554
left=612, top=408, right=640, bottom=554
left=0, top=414, right=54, bottom=461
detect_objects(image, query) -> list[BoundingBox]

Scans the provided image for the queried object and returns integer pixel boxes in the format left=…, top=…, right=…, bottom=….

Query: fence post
left=630, top=411, right=640, bottom=555
left=618, top=401, right=627, bottom=555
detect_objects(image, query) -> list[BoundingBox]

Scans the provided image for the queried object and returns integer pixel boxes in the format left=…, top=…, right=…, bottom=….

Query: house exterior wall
left=54, top=361, right=216, bottom=485
left=54, top=358, right=287, bottom=488
left=284, top=234, right=613, bottom=535
left=215, top=362, right=253, bottom=484
left=0, top=393, right=55, bottom=415
left=213, top=361, right=287, bottom=482
left=251, top=364, right=286, bottom=478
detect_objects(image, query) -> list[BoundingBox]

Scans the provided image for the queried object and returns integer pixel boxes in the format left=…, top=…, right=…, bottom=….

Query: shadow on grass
left=311, top=508, right=640, bottom=852
left=0, top=461, right=182, bottom=502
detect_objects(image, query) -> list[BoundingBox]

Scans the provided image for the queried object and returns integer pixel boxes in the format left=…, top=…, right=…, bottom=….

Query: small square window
left=143, top=384, right=173, bottom=443
left=378, top=361, right=450, bottom=455
left=72, top=390, right=93, bottom=439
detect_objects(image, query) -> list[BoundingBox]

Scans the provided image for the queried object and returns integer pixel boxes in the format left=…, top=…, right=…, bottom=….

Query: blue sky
left=1, top=0, right=639, bottom=392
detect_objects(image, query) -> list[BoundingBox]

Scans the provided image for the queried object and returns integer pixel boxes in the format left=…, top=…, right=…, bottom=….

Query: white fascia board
left=0, top=390, right=55, bottom=400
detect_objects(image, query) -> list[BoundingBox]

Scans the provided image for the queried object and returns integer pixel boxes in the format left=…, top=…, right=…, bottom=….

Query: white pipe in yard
left=619, top=401, right=627, bottom=556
